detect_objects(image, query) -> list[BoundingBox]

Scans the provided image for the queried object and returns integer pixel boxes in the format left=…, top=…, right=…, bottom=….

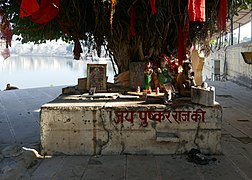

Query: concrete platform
left=0, top=81, right=252, bottom=179
left=40, top=94, right=222, bottom=155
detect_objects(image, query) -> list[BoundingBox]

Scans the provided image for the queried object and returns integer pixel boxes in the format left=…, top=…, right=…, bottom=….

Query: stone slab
left=129, top=62, right=145, bottom=90
left=191, top=86, right=216, bottom=106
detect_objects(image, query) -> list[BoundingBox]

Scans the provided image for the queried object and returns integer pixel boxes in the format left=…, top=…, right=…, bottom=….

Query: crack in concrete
left=193, top=120, right=201, bottom=150
left=96, top=109, right=111, bottom=155
left=120, top=142, right=126, bottom=155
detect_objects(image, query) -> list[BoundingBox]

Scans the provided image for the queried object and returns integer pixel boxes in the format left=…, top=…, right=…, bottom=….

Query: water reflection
left=0, top=55, right=117, bottom=90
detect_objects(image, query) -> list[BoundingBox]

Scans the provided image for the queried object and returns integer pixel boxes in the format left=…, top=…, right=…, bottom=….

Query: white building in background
left=9, top=37, right=72, bottom=57
left=7, top=36, right=110, bottom=60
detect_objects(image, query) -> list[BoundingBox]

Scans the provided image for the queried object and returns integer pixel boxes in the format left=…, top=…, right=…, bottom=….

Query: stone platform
left=40, top=93, right=222, bottom=155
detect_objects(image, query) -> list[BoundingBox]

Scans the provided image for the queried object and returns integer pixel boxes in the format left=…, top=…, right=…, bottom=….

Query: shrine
left=27, top=0, right=225, bottom=156
left=3, top=0, right=244, bottom=155
left=40, top=92, right=221, bottom=155
left=40, top=58, right=221, bottom=155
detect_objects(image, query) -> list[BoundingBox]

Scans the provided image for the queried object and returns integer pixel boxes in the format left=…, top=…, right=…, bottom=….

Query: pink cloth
left=1, top=48, right=10, bottom=60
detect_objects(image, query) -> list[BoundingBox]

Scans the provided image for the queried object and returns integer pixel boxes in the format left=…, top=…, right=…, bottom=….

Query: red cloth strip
left=178, top=22, right=184, bottom=65
left=129, top=6, right=137, bottom=36
left=177, top=20, right=189, bottom=65
left=188, top=0, right=205, bottom=22
left=150, top=0, right=157, bottom=15
left=31, top=0, right=60, bottom=24
left=73, top=39, right=83, bottom=60
left=218, top=0, right=227, bottom=31
left=20, top=0, right=39, bottom=18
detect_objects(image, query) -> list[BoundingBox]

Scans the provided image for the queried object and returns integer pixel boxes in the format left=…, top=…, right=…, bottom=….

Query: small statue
left=157, top=57, right=175, bottom=104
left=151, top=68, right=160, bottom=90
left=176, top=62, right=194, bottom=97
left=144, top=61, right=153, bottom=93
left=158, top=66, right=174, bottom=104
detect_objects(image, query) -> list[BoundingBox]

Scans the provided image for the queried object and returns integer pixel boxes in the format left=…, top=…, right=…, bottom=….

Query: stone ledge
left=40, top=94, right=222, bottom=155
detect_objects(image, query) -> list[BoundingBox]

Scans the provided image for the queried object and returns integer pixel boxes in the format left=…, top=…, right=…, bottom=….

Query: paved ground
left=0, top=81, right=252, bottom=180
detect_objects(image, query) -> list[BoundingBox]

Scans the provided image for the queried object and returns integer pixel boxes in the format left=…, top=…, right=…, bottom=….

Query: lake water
left=0, top=55, right=117, bottom=90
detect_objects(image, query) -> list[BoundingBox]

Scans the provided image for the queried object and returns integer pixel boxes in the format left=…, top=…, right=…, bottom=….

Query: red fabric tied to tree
left=1, top=19, right=12, bottom=48
left=177, top=20, right=188, bottom=65
left=150, top=0, right=157, bottom=15
left=31, top=0, right=60, bottom=24
left=19, top=0, right=60, bottom=24
left=73, top=39, right=83, bottom=60
left=188, top=0, right=205, bottom=22
left=0, top=10, right=12, bottom=60
left=129, top=6, right=137, bottom=37
left=0, top=10, right=12, bottom=48
left=218, top=0, right=227, bottom=31
left=20, top=0, right=39, bottom=17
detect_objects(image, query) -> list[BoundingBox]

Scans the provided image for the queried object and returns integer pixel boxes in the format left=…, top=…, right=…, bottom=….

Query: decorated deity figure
left=176, top=61, right=195, bottom=97
left=158, top=57, right=175, bottom=104
left=158, top=67, right=171, bottom=85
left=144, top=61, right=153, bottom=93
left=151, top=68, right=160, bottom=90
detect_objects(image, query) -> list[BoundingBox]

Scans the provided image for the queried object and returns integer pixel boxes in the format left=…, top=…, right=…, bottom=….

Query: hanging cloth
left=177, top=22, right=185, bottom=65
left=129, top=5, right=137, bottom=36
left=0, top=10, right=12, bottom=60
left=177, top=20, right=189, bottom=65
left=20, top=0, right=60, bottom=24
left=150, top=0, right=157, bottom=15
left=188, top=0, right=205, bottom=22
left=1, top=17, right=12, bottom=47
left=20, top=0, right=40, bottom=18
left=31, top=0, right=60, bottom=24
left=73, top=39, right=83, bottom=60
left=218, top=0, right=227, bottom=31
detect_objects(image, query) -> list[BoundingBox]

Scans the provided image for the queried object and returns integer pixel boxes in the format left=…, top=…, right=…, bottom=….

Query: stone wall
left=205, top=42, right=252, bottom=88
